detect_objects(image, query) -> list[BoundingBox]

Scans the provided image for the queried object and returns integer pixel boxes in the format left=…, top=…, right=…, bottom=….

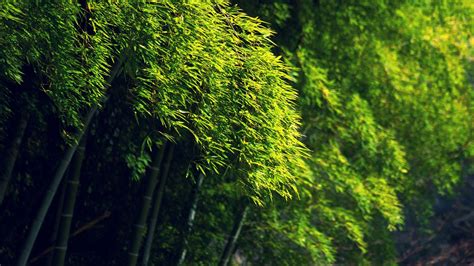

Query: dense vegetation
left=0, top=0, right=472, bottom=265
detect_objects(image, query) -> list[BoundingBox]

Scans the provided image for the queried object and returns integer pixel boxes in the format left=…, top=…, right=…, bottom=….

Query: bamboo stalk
left=0, top=112, right=28, bottom=205
left=51, top=134, right=87, bottom=266
left=29, top=211, right=111, bottom=264
left=16, top=59, right=122, bottom=266
left=45, top=178, right=68, bottom=266
left=127, top=143, right=168, bottom=266
left=176, top=172, right=204, bottom=266
left=218, top=203, right=249, bottom=266
left=141, top=145, right=175, bottom=266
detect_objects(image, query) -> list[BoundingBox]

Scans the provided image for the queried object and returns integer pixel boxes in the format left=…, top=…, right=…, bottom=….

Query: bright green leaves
left=126, top=151, right=152, bottom=182
left=281, top=0, right=472, bottom=262
left=0, top=2, right=116, bottom=132
left=0, top=3, right=24, bottom=83
left=261, top=202, right=337, bottom=264
left=0, top=3, right=25, bottom=126
left=366, top=177, right=403, bottom=230
left=229, top=46, right=308, bottom=202
left=294, top=52, right=407, bottom=262
left=26, top=3, right=85, bottom=129
left=106, top=1, right=307, bottom=199
left=357, top=2, right=474, bottom=205
left=0, top=1, right=308, bottom=202
left=4, top=0, right=470, bottom=264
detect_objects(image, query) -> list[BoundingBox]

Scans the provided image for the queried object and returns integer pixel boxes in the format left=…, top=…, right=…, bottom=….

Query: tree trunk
left=0, top=112, right=28, bottom=205
left=141, top=145, right=175, bottom=266
left=218, top=203, right=249, bottom=266
left=127, top=143, right=168, bottom=266
left=51, top=135, right=87, bottom=266
left=16, top=59, right=122, bottom=266
left=29, top=211, right=111, bottom=264
left=45, top=178, right=68, bottom=266
left=176, top=172, right=204, bottom=266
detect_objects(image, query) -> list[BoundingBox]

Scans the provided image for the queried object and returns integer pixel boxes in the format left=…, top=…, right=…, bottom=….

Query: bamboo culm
left=127, top=143, right=168, bottom=266
left=0, top=112, right=28, bottom=206
left=51, top=134, right=87, bottom=266
left=29, top=211, right=111, bottom=264
left=141, top=145, right=175, bottom=266
left=218, top=204, right=249, bottom=266
left=176, top=172, right=205, bottom=266
left=16, top=59, right=122, bottom=266
left=45, top=178, right=68, bottom=266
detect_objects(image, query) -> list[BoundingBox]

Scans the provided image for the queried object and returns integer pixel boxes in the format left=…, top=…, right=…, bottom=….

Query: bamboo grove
left=0, top=0, right=473, bottom=265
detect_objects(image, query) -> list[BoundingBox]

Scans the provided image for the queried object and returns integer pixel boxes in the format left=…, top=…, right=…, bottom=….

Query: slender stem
left=29, top=211, right=111, bottom=264
left=16, top=59, right=122, bottom=266
left=51, top=135, right=87, bottom=266
left=0, top=112, right=28, bottom=205
left=16, top=124, right=90, bottom=266
left=127, top=143, right=168, bottom=266
left=176, top=172, right=205, bottom=266
left=141, top=145, right=175, bottom=266
left=45, top=178, right=68, bottom=266
left=218, top=203, right=249, bottom=266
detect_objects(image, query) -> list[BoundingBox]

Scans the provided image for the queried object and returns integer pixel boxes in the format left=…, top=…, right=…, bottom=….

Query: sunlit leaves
left=231, top=0, right=472, bottom=263
left=107, top=1, right=307, bottom=199
left=0, top=1, right=307, bottom=199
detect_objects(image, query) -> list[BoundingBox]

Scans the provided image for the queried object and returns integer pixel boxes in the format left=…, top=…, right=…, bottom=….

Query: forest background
left=0, top=0, right=473, bottom=265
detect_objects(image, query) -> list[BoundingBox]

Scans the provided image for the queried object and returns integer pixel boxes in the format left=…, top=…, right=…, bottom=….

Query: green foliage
left=0, top=2, right=115, bottom=133
left=0, top=1, right=309, bottom=264
left=0, top=0, right=472, bottom=265
left=104, top=1, right=308, bottom=200
left=0, top=3, right=24, bottom=83
left=232, top=0, right=473, bottom=264
left=0, top=0, right=307, bottom=198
